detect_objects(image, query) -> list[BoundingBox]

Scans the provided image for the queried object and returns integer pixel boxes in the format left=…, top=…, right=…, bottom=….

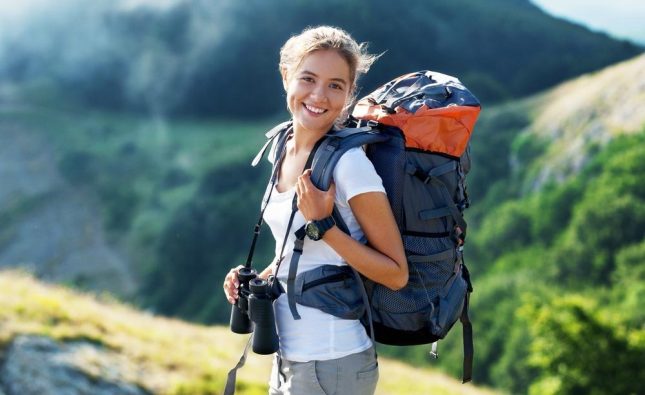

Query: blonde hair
left=279, top=26, right=379, bottom=122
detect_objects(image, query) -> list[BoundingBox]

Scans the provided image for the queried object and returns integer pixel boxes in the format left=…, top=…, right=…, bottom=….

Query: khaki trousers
left=268, top=346, right=378, bottom=395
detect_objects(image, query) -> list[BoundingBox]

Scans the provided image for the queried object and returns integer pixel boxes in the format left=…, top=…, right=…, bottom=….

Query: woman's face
left=283, top=49, right=351, bottom=135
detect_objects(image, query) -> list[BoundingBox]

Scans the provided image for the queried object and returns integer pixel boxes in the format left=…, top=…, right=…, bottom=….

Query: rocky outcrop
left=521, top=53, right=645, bottom=190
left=0, top=335, right=150, bottom=395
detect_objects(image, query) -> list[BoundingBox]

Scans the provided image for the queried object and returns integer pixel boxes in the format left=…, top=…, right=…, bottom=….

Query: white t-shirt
left=263, top=146, right=385, bottom=362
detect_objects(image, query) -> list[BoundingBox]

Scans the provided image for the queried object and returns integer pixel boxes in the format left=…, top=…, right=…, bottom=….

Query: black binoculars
left=229, top=267, right=279, bottom=355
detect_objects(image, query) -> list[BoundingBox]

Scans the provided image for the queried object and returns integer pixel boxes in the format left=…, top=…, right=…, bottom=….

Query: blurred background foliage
left=0, top=0, right=643, bottom=394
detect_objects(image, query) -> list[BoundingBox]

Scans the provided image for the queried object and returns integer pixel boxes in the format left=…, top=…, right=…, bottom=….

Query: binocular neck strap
left=224, top=334, right=253, bottom=395
left=244, top=127, right=292, bottom=268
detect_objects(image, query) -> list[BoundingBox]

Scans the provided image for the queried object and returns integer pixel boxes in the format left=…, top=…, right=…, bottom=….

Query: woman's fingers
left=296, top=169, right=336, bottom=221
left=299, top=170, right=311, bottom=193
left=328, top=180, right=336, bottom=197
left=223, top=265, right=243, bottom=304
left=296, top=176, right=303, bottom=198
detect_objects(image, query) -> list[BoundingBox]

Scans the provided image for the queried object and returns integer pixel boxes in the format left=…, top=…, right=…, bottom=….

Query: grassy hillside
left=0, top=270, right=498, bottom=395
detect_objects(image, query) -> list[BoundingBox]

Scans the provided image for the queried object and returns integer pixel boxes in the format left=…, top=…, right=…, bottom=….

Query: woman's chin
left=294, top=115, right=334, bottom=134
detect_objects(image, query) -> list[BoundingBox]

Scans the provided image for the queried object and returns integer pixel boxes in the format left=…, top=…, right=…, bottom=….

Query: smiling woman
left=222, top=26, right=407, bottom=395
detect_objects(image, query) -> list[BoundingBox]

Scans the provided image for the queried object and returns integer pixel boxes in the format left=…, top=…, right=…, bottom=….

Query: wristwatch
left=305, top=216, right=336, bottom=241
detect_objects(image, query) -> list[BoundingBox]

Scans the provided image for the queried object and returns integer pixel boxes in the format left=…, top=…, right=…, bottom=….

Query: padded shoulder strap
left=309, top=126, right=390, bottom=191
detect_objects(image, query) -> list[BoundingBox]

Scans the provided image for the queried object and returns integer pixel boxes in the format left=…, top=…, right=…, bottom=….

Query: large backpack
left=307, top=70, right=480, bottom=382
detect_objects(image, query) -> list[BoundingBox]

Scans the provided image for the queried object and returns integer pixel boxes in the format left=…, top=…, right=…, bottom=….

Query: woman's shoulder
left=337, top=146, right=369, bottom=164
left=335, top=146, right=373, bottom=174
left=334, top=147, right=382, bottom=186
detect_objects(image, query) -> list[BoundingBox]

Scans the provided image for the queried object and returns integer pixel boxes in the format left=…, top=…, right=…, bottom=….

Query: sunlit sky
left=531, top=0, right=645, bottom=44
left=0, top=0, right=644, bottom=45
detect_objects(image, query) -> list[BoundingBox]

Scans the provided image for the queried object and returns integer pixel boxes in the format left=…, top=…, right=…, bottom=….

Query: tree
left=522, top=295, right=645, bottom=395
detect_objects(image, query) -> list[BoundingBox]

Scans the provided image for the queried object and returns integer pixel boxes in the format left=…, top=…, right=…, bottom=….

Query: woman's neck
left=290, top=123, right=330, bottom=155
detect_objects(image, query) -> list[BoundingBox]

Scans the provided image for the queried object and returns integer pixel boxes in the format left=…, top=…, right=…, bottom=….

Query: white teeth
left=305, top=104, right=326, bottom=114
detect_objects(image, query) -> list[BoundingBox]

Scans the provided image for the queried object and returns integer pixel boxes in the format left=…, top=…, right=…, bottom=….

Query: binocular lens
left=249, top=279, right=278, bottom=354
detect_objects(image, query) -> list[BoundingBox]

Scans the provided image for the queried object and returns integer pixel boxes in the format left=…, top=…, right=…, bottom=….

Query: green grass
left=0, top=270, right=500, bottom=395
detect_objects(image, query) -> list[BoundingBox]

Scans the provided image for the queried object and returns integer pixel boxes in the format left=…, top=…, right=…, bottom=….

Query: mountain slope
left=0, top=270, right=498, bottom=395
left=441, top=53, right=645, bottom=393
left=514, top=53, right=645, bottom=190
left=0, top=0, right=641, bottom=116
left=467, top=53, right=645, bottom=205
left=1, top=45, right=643, bottom=395
left=0, top=121, right=136, bottom=297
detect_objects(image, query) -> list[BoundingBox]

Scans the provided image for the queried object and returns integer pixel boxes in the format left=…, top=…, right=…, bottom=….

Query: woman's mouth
left=304, top=103, right=327, bottom=115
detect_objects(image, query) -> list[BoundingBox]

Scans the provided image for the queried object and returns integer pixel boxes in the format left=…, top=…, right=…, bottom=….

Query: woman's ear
left=280, top=67, right=289, bottom=91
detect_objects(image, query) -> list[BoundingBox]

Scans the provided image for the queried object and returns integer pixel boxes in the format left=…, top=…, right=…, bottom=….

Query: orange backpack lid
left=352, top=71, right=481, bottom=157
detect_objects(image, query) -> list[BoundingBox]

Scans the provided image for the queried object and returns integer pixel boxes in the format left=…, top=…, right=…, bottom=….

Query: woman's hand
left=223, top=265, right=244, bottom=304
left=296, top=169, right=336, bottom=221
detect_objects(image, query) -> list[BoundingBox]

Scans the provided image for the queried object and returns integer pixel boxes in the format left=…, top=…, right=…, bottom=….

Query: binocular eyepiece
left=229, top=267, right=279, bottom=355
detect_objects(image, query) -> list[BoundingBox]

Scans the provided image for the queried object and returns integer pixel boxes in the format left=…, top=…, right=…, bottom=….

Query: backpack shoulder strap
left=309, top=125, right=390, bottom=192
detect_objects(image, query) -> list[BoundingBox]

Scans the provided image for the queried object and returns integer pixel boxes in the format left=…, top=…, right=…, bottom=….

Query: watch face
left=305, top=222, right=321, bottom=240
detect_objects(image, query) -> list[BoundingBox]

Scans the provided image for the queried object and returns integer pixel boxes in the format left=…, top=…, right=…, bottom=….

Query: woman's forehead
left=295, top=50, right=351, bottom=83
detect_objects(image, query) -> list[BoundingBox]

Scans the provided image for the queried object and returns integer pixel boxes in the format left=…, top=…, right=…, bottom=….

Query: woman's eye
left=330, top=83, right=343, bottom=90
left=301, top=77, right=314, bottom=83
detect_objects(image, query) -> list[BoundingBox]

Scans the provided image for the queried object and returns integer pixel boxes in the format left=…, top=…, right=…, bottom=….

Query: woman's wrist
left=259, top=261, right=276, bottom=279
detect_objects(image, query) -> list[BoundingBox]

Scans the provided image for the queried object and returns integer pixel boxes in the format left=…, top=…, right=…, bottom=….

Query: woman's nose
left=309, top=83, right=326, bottom=101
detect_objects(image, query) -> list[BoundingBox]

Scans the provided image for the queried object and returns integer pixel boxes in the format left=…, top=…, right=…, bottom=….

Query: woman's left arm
left=297, top=171, right=408, bottom=290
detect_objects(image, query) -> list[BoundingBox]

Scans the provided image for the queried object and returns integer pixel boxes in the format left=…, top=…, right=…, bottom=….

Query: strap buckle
left=452, top=226, right=465, bottom=246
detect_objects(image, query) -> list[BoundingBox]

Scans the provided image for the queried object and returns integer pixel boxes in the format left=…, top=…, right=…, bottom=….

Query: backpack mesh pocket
left=370, top=235, right=457, bottom=331
left=403, top=234, right=454, bottom=256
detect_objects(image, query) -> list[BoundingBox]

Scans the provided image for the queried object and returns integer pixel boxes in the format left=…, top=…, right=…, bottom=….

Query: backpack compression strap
left=406, top=161, right=468, bottom=240
left=460, top=263, right=474, bottom=383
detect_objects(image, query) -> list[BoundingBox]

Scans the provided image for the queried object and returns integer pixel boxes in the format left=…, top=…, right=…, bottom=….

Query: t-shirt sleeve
left=333, top=147, right=385, bottom=207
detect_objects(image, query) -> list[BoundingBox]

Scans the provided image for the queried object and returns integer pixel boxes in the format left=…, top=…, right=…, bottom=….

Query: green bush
left=612, top=240, right=645, bottom=326
left=522, top=295, right=645, bottom=395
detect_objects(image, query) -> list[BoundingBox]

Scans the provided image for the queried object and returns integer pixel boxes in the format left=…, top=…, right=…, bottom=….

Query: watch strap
left=314, top=216, right=336, bottom=237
